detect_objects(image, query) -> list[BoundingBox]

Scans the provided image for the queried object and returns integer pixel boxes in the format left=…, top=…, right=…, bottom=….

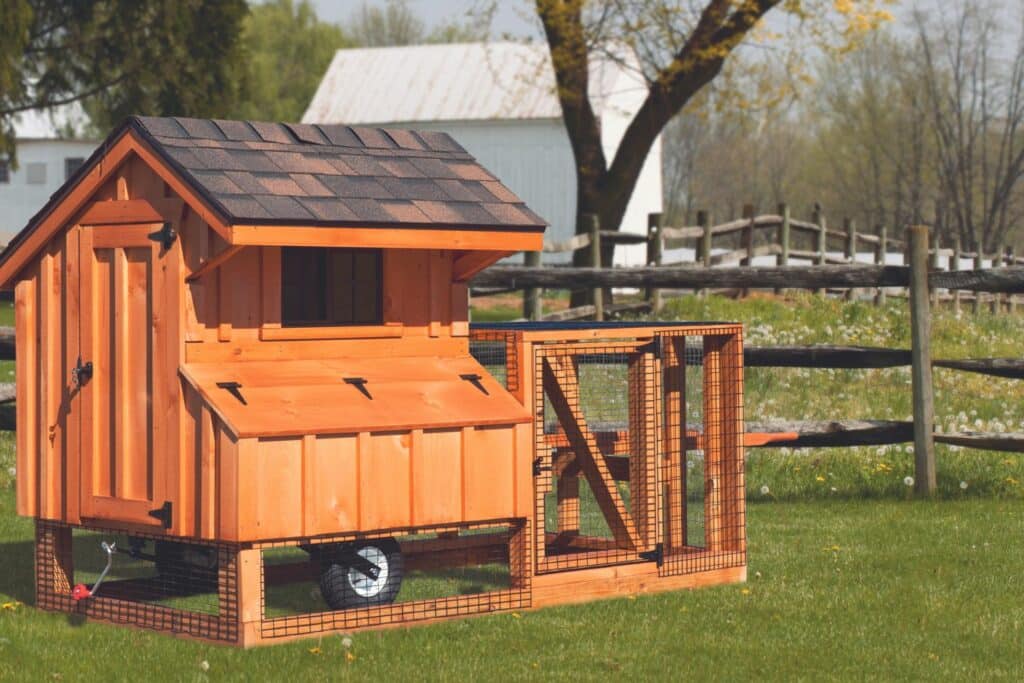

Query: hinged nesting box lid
left=180, top=356, right=530, bottom=438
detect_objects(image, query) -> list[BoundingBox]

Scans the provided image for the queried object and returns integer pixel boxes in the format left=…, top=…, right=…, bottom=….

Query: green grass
left=0, top=492, right=1021, bottom=680
left=0, top=296, right=1022, bottom=677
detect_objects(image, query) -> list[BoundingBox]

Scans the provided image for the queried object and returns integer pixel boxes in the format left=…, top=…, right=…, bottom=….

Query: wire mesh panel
left=534, top=340, right=659, bottom=573
left=258, top=520, right=530, bottom=639
left=469, top=329, right=519, bottom=393
left=35, top=521, right=241, bottom=643
left=657, top=328, right=746, bottom=577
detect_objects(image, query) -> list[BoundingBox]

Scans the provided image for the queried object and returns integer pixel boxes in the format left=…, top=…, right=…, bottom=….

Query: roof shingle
left=129, top=116, right=545, bottom=231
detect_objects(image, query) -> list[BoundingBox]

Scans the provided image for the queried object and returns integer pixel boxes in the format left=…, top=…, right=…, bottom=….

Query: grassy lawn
left=0, top=295, right=1021, bottom=678
left=0, top=492, right=1021, bottom=680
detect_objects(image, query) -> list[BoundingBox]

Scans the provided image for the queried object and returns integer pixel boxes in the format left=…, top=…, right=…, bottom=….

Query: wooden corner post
left=587, top=214, right=604, bottom=322
left=523, top=251, right=541, bottom=321
left=646, top=212, right=663, bottom=312
left=908, top=226, right=937, bottom=496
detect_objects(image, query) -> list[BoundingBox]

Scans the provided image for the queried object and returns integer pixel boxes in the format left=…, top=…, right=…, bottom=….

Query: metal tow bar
left=71, top=541, right=116, bottom=601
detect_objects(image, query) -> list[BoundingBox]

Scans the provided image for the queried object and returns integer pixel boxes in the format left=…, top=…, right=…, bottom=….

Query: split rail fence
left=472, top=226, right=1024, bottom=496
left=493, top=205, right=1022, bottom=322
left=0, top=228, right=1021, bottom=495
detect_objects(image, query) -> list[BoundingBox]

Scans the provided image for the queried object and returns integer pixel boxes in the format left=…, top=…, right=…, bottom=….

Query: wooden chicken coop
left=0, top=117, right=746, bottom=646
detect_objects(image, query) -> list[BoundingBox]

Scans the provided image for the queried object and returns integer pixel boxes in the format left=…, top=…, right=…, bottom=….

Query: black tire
left=154, top=541, right=219, bottom=592
left=319, top=539, right=403, bottom=610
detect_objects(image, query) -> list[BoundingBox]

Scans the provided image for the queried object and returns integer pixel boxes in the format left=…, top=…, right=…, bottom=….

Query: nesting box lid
left=179, top=356, right=530, bottom=439
left=0, top=116, right=546, bottom=288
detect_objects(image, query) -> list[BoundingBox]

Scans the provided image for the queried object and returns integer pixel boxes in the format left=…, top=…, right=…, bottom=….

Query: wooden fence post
left=588, top=214, right=604, bottom=322
left=844, top=218, right=857, bottom=301
left=814, top=204, right=827, bottom=295
left=776, top=203, right=790, bottom=296
left=741, top=204, right=755, bottom=298
left=699, top=210, right=711, bottom=298
left=875, top=225, right=887, bottom=307
left=908, top=225, right=937, bottom=497
left=523, top=250, right=541, bottom=320
left=952, top=237, right=962, bottom=314
left=974, top=250, right=984, bottom=314
left=646, top=212, right=663, bottom=312
left=1008, top=246, right=1017, bottom=314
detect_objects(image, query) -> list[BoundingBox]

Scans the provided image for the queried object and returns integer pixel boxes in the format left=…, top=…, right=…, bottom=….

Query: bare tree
left=916, top=2, right=1024, bottom=252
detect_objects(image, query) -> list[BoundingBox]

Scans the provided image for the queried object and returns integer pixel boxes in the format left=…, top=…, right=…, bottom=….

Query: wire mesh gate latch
left=71, top=541, right=116, bottom=601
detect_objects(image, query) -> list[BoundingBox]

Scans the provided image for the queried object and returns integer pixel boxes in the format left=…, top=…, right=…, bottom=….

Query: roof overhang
left=0, top=123, right=542, bottom=290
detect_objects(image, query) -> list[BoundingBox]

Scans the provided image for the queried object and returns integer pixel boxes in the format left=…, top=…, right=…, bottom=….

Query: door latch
left=71, top=356, right=93, bottom=387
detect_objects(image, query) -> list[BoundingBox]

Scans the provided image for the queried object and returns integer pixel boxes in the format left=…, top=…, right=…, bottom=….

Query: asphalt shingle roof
left=132, top=116, right=546, bottom=231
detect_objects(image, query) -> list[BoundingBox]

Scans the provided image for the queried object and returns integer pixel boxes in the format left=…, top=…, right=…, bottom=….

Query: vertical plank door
left=77, top=223, right=176, bottom=529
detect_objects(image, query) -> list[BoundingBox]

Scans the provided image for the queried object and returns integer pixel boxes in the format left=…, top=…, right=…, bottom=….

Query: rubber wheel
left=319, top=539, right=403, bottom=610
left=154, top=541, right=219, bottom=591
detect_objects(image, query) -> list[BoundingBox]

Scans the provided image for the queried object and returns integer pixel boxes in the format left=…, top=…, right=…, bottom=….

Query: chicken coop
left=0, top=117, right=746, bottom=646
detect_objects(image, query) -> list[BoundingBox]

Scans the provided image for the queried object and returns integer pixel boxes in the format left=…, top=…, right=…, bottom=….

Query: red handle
left=71, top=583, right=91, bottom=601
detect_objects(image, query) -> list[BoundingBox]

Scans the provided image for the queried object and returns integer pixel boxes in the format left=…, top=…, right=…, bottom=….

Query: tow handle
left=71, top=541, right=116, bottom=601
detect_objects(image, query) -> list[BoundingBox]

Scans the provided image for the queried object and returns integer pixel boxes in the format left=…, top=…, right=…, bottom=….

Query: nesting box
left=0, top=117, right=746, bottom=646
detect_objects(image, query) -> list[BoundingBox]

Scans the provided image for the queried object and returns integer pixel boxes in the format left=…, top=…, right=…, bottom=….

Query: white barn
left=303, top=42, right=662, bottom=265
left=0, top=107, right=98, bottom=244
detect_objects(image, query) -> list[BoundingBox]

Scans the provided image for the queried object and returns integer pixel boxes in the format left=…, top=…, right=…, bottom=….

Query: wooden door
left=77, top=223, right=181, bottom=529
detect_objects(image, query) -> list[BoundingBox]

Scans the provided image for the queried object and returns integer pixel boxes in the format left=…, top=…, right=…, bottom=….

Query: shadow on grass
left=0, top=539, right=36, bottom=605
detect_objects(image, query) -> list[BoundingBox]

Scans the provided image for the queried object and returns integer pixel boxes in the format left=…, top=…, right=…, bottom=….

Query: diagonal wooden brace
left=542, top=354, right=638, bottom=550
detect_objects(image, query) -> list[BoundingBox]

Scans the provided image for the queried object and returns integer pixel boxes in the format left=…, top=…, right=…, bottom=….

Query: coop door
left=534, top=341, right=659, bottom=572
left=76, top=223, right=181, bottom=530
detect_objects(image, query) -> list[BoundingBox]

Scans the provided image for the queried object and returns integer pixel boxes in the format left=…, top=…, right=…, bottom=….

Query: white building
left=303, top=42, right=662, bottom=265
left=0, top=107, right=98, bottom=243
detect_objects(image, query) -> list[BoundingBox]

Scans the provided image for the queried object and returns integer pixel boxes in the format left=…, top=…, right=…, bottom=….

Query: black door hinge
left=147, top=222, right=177, bottom=251
left=639, top=338, right=662, bottom=359
left=532, top=457, right=553, bottom=477
left=639, top=543, right=664, bottom=566
left=148, top=501, right=172, bottom=529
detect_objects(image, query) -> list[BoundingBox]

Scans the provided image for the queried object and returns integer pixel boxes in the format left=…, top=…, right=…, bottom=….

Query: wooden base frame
left=34, top=516, right=744, bottom=647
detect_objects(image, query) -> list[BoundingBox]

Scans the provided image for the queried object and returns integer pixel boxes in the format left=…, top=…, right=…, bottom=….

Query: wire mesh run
left=657, top=329, right=746, bottom=577
left=469, top=329, right=518, bottom=393
left=258, top=520, right=531, bottom=639
left=35, top=521, right=240, bottom=642
left=534, top=340, right=659, bottom=573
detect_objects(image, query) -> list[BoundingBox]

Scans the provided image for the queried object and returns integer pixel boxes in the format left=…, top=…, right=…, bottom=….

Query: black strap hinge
left=639, top=543, right=664, bottom=566
left=147, top=222, right=177, bottom=251
left=532, top=457, right=553, bottom=477
left=216, top=381, right=247, bottom=405
left=343, top=377, right=373, bottom=400
left=148, top=501, right=172, bottom=529
left=459, top=373, right=489, bottom=395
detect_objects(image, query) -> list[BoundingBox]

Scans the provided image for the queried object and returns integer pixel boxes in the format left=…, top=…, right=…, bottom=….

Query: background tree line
left=665, top=1, right=1024, bottom=254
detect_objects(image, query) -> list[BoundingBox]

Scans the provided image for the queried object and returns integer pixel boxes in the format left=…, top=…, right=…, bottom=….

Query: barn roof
left=0, top=116, right=545, bottom=288
left=303, top=42, right=644, bottom=125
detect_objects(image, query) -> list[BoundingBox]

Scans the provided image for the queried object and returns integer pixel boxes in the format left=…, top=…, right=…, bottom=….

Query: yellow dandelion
left=308, top=647, right=321, bottom=656
left=816, top=475, right=826, bottom=482
left=345, top=651, right=356, bottom=664
left=740, top=588, right=751, bottom=595
left=512, top=612, right=522, bottom=619
left=2, top=601, right=21, bottom=611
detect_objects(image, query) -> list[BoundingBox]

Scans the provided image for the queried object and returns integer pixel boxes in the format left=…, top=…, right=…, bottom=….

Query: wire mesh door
left=657, top=329, right=746, bottom=577
left=533, top=340, right=660, bottom=573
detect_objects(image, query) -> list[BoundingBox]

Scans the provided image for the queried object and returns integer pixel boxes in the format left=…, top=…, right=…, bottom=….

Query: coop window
left=0, top=160, right=9, bottom=183
left=281, top=247, right=382, bottom=326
